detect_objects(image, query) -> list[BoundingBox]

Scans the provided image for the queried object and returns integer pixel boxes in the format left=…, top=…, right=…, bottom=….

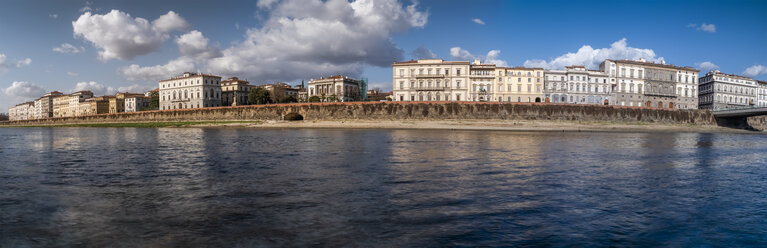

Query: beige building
left=221, top=77, right=254, bottom=106
left=8, top=101, right=34, bottom=121
left=33, top=91, right=64, bottom=119
left=109, top=93, right=144, bottom=113
left=159, top=72, right=222, bottom=110
left=601, top=59, right=698, bottom=109
left=308, top=75, right=361, bottom=102
left=262, top=82, right=300, bottom=103
left=486, top=65, right=545, bottom=103
left=53, top=91, right=93, bottom=117
left=391, top=59, right=470, bottom=102
left=83, top=96, right=110, bottom=116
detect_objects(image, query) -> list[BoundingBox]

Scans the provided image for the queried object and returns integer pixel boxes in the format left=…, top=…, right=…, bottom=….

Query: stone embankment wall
left=1, top=102, right=717, bottom=126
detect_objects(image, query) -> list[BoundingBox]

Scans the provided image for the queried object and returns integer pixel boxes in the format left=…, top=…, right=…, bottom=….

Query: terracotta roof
left=392, top=60, right=471, bottom=65
left=159, top=72, right=222, bottom=82
left=498, top=66, right=544, bottom=70
left=709, top=70, right=755, bottom=81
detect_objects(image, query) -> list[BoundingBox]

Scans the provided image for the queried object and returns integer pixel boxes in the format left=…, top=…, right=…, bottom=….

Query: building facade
left=262, top=82, right=300, bottom=103
left=221, top=77, right=254, bottom=106
left=391, top=59, right=470, bottom=102
left=159, top=72, right=222, bottom=110
left=125, top=96, right=150, bottom=112
left=8, top=101, right=34, bottom=121
left=601, top=59, right=698, bottom=109
left=489, top=66, right=545, bottom=103
left=698, top=70, right=756, bottom=110
left=757, top=80, right=767, bottom=107
left=52, top=91, right=94, bottom=117
left=33, top=91, right=63, bottom=119
left=308, top=75, right=361, bottom=102
left=544, top=66, right=612, bottom=104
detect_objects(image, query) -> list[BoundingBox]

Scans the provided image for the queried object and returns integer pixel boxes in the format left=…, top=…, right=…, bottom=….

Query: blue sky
left=1, top=0, right=766, bottom=111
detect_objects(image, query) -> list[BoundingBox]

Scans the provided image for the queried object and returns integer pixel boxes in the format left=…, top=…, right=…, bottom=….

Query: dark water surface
left=1, top=127, right=766, bottom=247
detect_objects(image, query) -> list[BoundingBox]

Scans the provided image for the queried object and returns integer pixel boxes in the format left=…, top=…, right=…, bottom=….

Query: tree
left=308, top=96, right=321, bottom=102
left=248, top=87, right=272, bottom=105
left=148, top=91, right=159, bottom=110
left=280, top=95, right=298, bottom=103
left=0, top=113, right=8, bottom=121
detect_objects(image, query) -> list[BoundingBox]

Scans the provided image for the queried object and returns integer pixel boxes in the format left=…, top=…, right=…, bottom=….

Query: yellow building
left=84, top=97, right=110, bottom=115
left=109, top=93, right=144, bottom=113
left=492, top=67, right=545, bottom=103
left=52, top=91, right=93, bottom=117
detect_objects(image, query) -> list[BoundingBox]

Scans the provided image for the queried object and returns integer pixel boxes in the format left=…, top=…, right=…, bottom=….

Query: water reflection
left=1, top=128, right=766, bottom=247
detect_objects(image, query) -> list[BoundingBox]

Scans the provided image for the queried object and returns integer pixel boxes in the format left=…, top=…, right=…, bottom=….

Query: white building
left=391, top=59, right=470, bottom=102
left=757, top=80, right=767, bottom=107
left=125, top=96, right=150, bottom=112
left=544, top=66, right=612, bottom=105
left=159, top=72, right=222, bottom=110
left=307, top=75, right=361, bottom=102
left=33, top=91, right=64, bottom=119
left=698, top=70, right=756, bottom=110
left=9, top=101, right=34, bottom=121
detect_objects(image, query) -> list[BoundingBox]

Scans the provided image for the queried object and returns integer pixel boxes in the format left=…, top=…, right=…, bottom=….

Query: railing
left=414, top=74, right=446, bottom=79
left=415, top=87, right=450, bottom=91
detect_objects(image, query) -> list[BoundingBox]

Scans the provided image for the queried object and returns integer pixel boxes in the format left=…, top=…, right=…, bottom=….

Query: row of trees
left=248, top=88, right=298, bottom=105
left=0, top=112, right=8, bottom=121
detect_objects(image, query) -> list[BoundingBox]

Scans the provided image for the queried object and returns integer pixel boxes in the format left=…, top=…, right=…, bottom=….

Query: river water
left=1, top=127, right=766, bottom=247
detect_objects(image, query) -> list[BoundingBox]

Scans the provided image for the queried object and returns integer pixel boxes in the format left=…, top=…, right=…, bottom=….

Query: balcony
left=644, top=91, right=677, bottom=98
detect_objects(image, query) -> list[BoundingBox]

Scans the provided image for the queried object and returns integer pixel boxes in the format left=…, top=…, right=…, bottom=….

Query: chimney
left=473, top=59, right=481, bottom=65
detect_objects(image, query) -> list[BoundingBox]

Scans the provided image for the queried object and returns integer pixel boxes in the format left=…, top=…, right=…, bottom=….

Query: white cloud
left=67, top=72, right=79, bottom=77
left=743, top=65, right=767, bottom=77
left=73, top=10, right=190, bottom=61
left=411, top=45, right=437, bottom=59
left=205, top=0, right=428, bottom=83
left=523, top=38, right=663, bottom=69
left=119, top=30, right=218, bottom=81
left=689, top=23, right=716, bottom=33
left=117, top=84, right=154, bottom=93
left=52, top=43, right=84, bottom=54
left=72, top=81, right=116, bottom=96
left=0, top=53, right=32, bottom=70
left=450, top=47, right=508, bottom=66
left=119, top=57, right=196, bottom=81
left=175, top=30, right=221, bottom=59
left=4, top=81, right=46, bottom=99
left=49, top=14, right=58, bottom=19
left=472, top=18, right=485, bottom=25
left=695, top=61, right=719, bottom=72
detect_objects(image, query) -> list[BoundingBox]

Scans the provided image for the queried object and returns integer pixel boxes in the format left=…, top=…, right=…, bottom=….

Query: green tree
left=249, top=88, right=272, bottom=105
left=0, top=112, right=8, bottom=121
left=280, top=95, right=298, bottom=103
left=308, top=96, right=321, bottom=102
left=148, top=91, right=159, bottom=110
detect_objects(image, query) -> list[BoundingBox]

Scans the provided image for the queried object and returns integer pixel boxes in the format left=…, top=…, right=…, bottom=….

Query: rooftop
left=608, top=59, right=699, bottom=72
left=160, top=72, right=222, bottom=82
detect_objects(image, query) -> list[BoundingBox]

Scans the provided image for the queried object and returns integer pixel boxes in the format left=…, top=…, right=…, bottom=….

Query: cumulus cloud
left=411, top=45, right=437, bottom=59
left=117, top=84, right=154, bottom=93
left=689, top=23, right=716, bottom=33
left=205, top=0, right=428, bottom=83
left=79, top=1, right=93, bottom=13
left=450, top=47, right=508, bottom=66
left=4, top=81, right=46, bottom=99
left=73, top=10, right=190, bottom=61
left=52, top=43, right=84, bottom=54
left=472, top=18, right=485, bottom=25
left=67, top=72, right=79, bottom=77
left=119, top=30, right=218, bottom=81
left=0, top=53, right=32, bottom=70
left=72, top=81, right=116, bottom=96
left=695, top=61, right=719, bottom=72
left=523, top=38, right=663, bottom=69
left=744, top=65, right=767, bottom=77
left=176, top=30, right=221, bottom=59
left=119, top=57, right=196, bottom=81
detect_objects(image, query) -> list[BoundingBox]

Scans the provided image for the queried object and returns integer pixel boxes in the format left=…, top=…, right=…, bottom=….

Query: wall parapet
left=0, top=102, right=717, bottom=126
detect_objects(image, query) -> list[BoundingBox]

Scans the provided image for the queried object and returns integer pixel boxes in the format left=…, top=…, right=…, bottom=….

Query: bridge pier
left=715, top=117, right=757, bottom=130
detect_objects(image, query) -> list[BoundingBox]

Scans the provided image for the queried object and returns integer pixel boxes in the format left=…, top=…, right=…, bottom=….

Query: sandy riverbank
left=195, top=119, right=753, bottom=133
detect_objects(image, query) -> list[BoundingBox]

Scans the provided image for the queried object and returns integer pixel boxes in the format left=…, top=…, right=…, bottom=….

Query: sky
left=1, top=0, right=766, bottom=111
